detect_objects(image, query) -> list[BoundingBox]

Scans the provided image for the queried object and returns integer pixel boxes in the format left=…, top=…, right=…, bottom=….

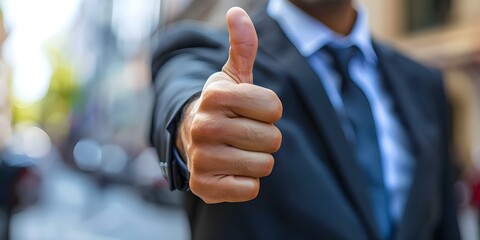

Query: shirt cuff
left=171, top=147, right=190, bottom=192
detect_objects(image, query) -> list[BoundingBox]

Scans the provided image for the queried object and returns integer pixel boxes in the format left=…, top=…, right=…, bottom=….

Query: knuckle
left=208, top=71, right=226, bottom=82
left=244, top=180, right=260, bottom=201
left=261, top=89, right=281, bottom=121
left=190, top=115, right=219, bottom=141
left=189, top=148, right=209, bottom=173
left=202, top=83, right=231, bottom=108
left=264, top=88, right=276, bottom=100
left=270, top=126, right=282, bottom=153
left=202, top=87, right=220, bottom=104
left=188, top=174, right=204, bottom=196
left=267, top=91, right=283, bottom=122
left=274, top=99, right=283, bottom=122
left=261, top=155, right=275, bottom=177
left=189, top=175, right=219, bottom=203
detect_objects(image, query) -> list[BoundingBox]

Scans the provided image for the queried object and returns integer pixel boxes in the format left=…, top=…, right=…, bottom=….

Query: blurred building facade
left=361, top=0, right=480, bottom=171
left=1, top=1, right=191, bottom=239
left=0, top=8, right=10, bottom=149
left=364, top=2, right=480, bottom=239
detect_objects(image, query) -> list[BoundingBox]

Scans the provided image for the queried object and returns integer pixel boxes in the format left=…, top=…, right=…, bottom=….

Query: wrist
left=175, top=97, right=199, bottom=162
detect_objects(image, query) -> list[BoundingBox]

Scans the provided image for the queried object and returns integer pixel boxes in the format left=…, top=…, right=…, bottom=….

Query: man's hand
left=175, top=7, right=283, bottom=204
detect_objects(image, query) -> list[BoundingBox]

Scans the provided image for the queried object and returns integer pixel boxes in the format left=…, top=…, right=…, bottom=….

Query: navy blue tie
left=324, top=45, right=392, bottom=240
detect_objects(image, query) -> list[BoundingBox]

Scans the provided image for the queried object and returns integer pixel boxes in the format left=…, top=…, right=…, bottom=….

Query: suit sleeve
left=434, top=71, right=461, bottom=240
left=150, top=22, right=228, bottom=190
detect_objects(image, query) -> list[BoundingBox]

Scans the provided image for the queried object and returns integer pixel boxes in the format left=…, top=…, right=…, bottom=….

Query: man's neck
left=289, top=1, right=356, bottom=36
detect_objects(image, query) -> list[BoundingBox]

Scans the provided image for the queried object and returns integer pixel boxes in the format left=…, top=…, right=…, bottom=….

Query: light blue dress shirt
left=267, top=0, right=416, bottom=223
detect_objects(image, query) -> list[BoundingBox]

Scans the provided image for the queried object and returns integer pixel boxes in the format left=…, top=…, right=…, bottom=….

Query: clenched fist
left=175, top=7, right=283, bottom=204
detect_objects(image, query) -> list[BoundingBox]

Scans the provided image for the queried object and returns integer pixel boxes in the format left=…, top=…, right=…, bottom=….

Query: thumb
left=222, top=7, right=258, bottom=84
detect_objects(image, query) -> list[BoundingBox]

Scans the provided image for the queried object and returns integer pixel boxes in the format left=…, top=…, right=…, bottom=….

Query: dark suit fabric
left=150, top=9, right=460, bottom=240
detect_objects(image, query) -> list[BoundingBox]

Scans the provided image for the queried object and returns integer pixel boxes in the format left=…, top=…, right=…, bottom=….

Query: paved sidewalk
left=10, top=163, right=189, bottom=240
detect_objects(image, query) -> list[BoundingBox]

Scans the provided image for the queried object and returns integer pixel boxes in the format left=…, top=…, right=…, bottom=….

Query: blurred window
left=406, top=0, right=452, bottom=32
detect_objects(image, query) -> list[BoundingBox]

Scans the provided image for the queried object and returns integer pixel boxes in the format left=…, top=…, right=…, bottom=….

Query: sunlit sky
left=1, top=0, right=168, bottom=105
left=1, top=0, right=81, bottom=104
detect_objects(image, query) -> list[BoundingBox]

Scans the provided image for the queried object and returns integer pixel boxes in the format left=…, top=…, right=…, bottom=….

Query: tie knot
left=322, top=44, right=359, bottom=92
left=323, top=44, right=358, bottom=66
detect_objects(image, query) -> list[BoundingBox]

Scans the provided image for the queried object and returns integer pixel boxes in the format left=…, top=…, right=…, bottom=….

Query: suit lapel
left=373, top=42, right=428, bottom=157
left=373, top=42, right=434, bottom=239
left=253, top=11, right=380, bottom=240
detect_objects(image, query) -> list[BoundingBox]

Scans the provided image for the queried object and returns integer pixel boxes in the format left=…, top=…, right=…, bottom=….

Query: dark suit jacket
left=150, top=8, right=461, bottom=240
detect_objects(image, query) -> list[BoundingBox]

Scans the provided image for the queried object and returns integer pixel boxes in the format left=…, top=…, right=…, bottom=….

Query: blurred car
left=0, top=151, right=41, bottom=240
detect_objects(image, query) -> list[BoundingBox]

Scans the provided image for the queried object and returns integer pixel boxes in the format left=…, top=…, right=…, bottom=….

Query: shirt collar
left=266, top=0, right=377, bottom=64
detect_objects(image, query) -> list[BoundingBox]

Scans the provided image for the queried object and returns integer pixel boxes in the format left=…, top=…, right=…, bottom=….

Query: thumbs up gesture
left=175, top=7, right=283, bottom=204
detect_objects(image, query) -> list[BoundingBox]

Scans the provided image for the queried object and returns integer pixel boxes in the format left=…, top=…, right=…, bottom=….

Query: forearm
left=150, top=54, right=214, bottom=150
left=150, top=53, right=218, bottom=190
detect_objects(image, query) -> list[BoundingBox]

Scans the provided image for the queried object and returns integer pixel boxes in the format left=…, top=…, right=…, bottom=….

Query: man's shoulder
left=152, top=21, right=228, bottom=56
left=151, top=21, right=229, bottom=72
left=374, top=41, right=442, bottom=81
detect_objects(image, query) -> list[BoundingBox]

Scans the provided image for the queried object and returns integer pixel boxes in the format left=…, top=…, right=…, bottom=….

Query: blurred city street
left=9, top=148, right=189, bottom=240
